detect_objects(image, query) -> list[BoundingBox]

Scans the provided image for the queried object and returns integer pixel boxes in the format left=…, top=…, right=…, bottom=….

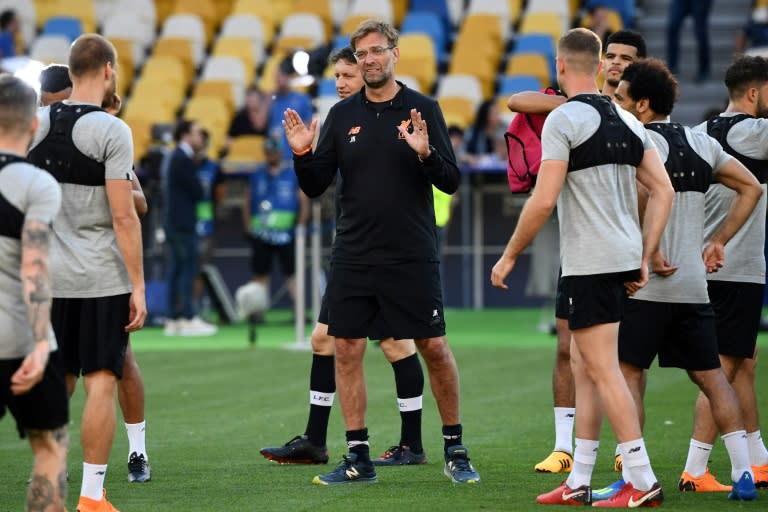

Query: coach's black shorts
left=51, top=294, right=130, bottom=379
left=619, top=299, right=721, bottom=371
left=708, top=281, right=763, bottom=358
left=326, top=262, right=445, bottom=340
left=250, top=237, right=295, bottom=277
left=318, top=293, right=393, bottom=341
left=0, top=351, right=68, bottom=438
left=560, top=269, right=640, bottom=330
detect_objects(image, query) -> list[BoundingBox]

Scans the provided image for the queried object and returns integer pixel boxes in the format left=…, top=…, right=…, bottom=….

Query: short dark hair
left=39, top=64, right=72, bottom=93
left=606, top=30, right=647, bottom=58
left=329, top=47, right=356, bottom=66
left=620, top=58, right=679, bottom=116
left=0, top=73, right=37, bottom=135
left=724, top=55, right=768, bottom=99
left=0, top=10, right=16, bottom=30
left=278, top=56, right=294, bottom=75
left=69, top=34, right=116, bottom=78
left=174, top=119, right=196, bottom=142
left=448, top=125, right=464, bottom=138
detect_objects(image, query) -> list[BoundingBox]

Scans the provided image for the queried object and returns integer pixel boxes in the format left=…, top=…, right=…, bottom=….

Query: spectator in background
left=667, top=0, right=713, bottom=83
left=737, top=3, right=768, bottom=54
left=194, top=129, right=224, bottom=317
left=0, top=9, right=18, bottom=59
left=223, top=85, right=270, bottom=155
left=242, top=134, right=309, bottom=314
left=163, top=120, right=217, bottom=337
left=464, top=99, right=503, bottom=164
left=268, top=57, right=313, bottom=163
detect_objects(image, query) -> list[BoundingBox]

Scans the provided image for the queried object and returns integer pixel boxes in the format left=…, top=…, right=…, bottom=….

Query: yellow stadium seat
left=232, top=0, right=292, bottom=41
left=293, top=0, right=333, bottom=38
left=509, top=0, right=523, bottom=25
left=449, top=53, right=496, bottom=99
left=194, top=80, right=237, bottom=114
left=225, top=135, right=266, bottom=167
left=258, top=54, right=281, bottom=92
left=397, top=34, right=437, bottom=92
left=155, top=0, right=176, bottom=28
left=211, top=36, right=256, bottom=85
left=340, top=14, right=370, bottom=36
left=130, top=78, right=186, bottom=113
left=152, top=37, right=195, bottom=84
left=459, top=14, right=503, bottom=47
left=36, top=0, right=96, bottom=32
left=125, top=117, right=153, bottom=159
left=520, top=12, right=565, bottom=42
left=141, top=56, right=191, bottom=90
left=173, top=0, right=218, bottom=42
left=185, top=96, right=231, bottom=132
left=506, top=53, right=552, bottom=87
left=122, top=96, right=177, bottom=126
left=438, top=97, right=476, bottom=128
left=213, top=0, right=236, bottom=23
left=451, top=38, right=502, bottom=74
left=391, top=0, right=407, bottom=25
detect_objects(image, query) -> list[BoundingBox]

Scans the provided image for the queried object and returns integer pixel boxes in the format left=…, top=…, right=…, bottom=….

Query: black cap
left=39, top=64, right=72, bottom=94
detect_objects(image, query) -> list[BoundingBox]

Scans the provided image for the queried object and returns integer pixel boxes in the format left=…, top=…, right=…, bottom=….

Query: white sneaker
left=163, top=319, right=180, bottom=336
left=177, top=316, right=218, bottom=336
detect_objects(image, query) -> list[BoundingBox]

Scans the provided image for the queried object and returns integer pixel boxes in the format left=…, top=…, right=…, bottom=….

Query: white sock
left=126, top=421, right=147, bottom=460
left=683, top=438, right=712, bottom=478
left=566, top=438, right=598, bottom=489
left=553, top=407, right=575, bottom=454
left=619, top=438, right=656, bottom=491
left=81, top=463, right=107, bottom=501
left=722, top=430, right=753, bottom=482
left=747, top=430, right=768, bottom=466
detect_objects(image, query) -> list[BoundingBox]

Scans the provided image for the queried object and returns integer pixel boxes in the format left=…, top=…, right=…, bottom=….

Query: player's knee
left=416, top=337, right=451, bottom=365
left=380, top=338, right=416, bottom=362
left=311, top=324, right=334, bottom=355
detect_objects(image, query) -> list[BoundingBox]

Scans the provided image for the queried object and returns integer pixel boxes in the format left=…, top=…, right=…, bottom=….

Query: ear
left=391, top=46, right=400, bottom=65
left=636, top=97, right=650, bottom=114
left=104, top=61, right=113, bottom=80
left=748, top=86, right=759, bottom=104
left=29, top=115, right=39, bottom=137
left=556, top=56, right=565, bottom=75
left=596, top=59, right=603, bottom=77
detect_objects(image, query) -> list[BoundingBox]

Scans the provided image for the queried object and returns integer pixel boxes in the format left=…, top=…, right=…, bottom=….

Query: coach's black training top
left=294, top=82, right=459, bottom=265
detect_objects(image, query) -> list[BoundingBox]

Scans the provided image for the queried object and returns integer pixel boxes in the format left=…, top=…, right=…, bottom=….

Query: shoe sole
left=128, top=476, right=151, bottom=483
left=443, top=467, right=479, bottom=484
left=260, top=451, right=328, bottom=465
left=312, top=475, right=377, bottom=485
left=372, top=458, right=428, bottom=466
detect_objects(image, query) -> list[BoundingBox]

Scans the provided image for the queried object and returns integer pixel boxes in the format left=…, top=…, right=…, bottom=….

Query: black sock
left=346, top=428, right=370, bottom=461
left=443, top=424, right=463, bottom=452
left=304, top=354, right=335, bottom=446
left=392, top=353, right=424, bottom=453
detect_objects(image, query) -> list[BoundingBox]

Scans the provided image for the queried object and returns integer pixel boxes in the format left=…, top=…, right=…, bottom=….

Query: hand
left=650, top=250, right=678, bottom=277
left=10, top=343, right=49, bottom=395
left=398, top=108, right=430, bottom=159
left=282, top=109, right=317, bottom=154
left=624, top=265, right=648, bottom=296
left=702, top=241, right=724, bottom=273
left=490, top=255, right=516, bottom=290
left=125, top=288, right=147, bottom=332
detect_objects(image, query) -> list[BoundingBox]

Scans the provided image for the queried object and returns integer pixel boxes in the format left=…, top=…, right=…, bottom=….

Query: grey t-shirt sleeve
left=540, top=108, right=574, bottom=162
left=99, top=116, right=134, bottom=180
left=25, top=169, right=61, bottom=223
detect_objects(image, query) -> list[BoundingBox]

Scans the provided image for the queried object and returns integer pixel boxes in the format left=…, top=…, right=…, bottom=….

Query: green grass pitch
left=1, top=309, right=766, bottom=510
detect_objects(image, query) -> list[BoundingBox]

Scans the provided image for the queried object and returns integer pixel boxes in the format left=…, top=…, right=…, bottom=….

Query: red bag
left=505, top=87, right=559, bottom=193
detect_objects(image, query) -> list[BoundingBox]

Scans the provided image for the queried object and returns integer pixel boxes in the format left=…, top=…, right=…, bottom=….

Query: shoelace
left=128, top=453, right=147, bottom=473
left=449, top=454, right=473, bottom=472
left=285, top=435, right=305, bottom=446
left=380, top=446, right=401, bottom=459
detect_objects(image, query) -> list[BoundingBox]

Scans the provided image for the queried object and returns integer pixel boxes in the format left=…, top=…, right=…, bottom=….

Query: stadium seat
left=314, top=96, right=338, bottom=124
left=519, top=12, right=567, bottom=44
left=102, top=14, right=156, bottom=52
left=391, top=0, right=408, bottom=25
left=275, top=13, right=326, bottom=54
left=161, top=14, right=206, bottom=66
left=172, top=0, right=218, bottom=42
left=467, top=0, right=511, bottom=38
left=224, top=134, right=266, bottom=170
left=585, top=0, right=634, bottom=27
left=526, top=0, right=572, bottom=20
left=449, top=47, right=496, bottom=99
left=580, top=8, right=624, bottom=34
left=41, top=16, right=83, bottom=42
left=202, top=56, right=248, bottom=89
left=497, top=75, right=543, bottom=95
left=331, top=34, right=349, bottom=53
left=195, top=78, right=242, bottom=111
left=400, top=12, right=447, bottom=63
left=340, top=14, right=371, bottom=36
left=505, top=53, right=552, bottom=87
left=348, top=0, right=393, bottom=23
left=399, top=75, right=422, bottom=93
left=185, top=96, right=231, bottom=156
left=397, top=33, right=437, bottom=93
left=129, top=78, right=185, bottom=114
left=154, top=0, right=176, bottom=27
left=410, top=0, right=452, bottom=33
left=36, top=0, right=96, bottom=32
left=105, top=0, right=156, bottom=29
left=29, top=34, right=71, bottom=64
left=438, top=96, right=476, bottom=129
left=141, top=55, right=190, bottom=90
left=293, top=0, right=333, bottom=37
left=317, top=78, right=337, bottom=97
left=514, top=33, right=555, bottom=60
left=211, top=36, right=257, bottom=85
left=437, top=74, right=483, bottom=108
left=152, top=37, right=196, bottom=82
left=231, top=0, right=290, bottom=41
left=220, top=14, right=267, bottom=49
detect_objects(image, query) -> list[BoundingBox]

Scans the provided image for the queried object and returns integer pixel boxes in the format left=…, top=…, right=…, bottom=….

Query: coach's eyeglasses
left=354, top=46, right=395, bottom=60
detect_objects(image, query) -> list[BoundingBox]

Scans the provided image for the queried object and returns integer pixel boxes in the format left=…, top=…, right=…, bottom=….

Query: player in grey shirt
left=0, top=75, right=69, bottom=512
left=687, top=55, right=768, bottom=489
left=27, top=34, right=147, bottom=512
left=492, top=28, right=673, bottom=507
left=613, top=58, right=760, bottom=500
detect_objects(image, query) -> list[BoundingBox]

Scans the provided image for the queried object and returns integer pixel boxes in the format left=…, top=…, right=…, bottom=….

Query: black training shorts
left=0, top=351, right=68, bottom=438
left=560, top=269, right=640, bottom=330
left=51, top=294, right=130, bottom=378
left=250, top=237, right=295, bottom=277
left=707, top=281, right=763, bottom=359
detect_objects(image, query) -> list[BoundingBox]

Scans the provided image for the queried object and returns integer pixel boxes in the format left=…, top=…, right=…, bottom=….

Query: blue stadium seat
left=401, top=12, right=446, bottom=55
left=332, top=34, right=349, bottom=52
left=410, top=0, right=452, bottom=33
left=317, top=77, right=337, bottom=96
left=42, top=16, right=83, bottom=43
left=513, top=33, right=556, bottom=85
left=497, top=75, right=543, bottom=95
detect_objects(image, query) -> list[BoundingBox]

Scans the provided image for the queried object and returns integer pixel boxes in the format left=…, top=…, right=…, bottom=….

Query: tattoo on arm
left=21, top=221, right=52, bottom=343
